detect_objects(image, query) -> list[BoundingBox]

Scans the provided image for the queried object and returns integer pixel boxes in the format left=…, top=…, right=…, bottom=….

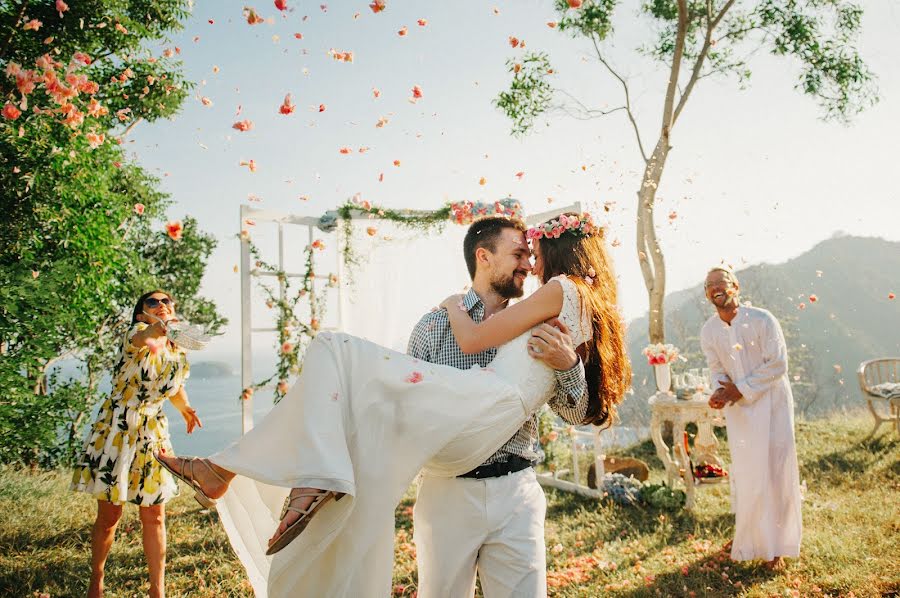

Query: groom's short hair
left=463, top=216, right=527, bottom=279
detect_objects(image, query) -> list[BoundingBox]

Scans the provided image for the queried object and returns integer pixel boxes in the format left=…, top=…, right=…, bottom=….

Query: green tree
left=496, top=0, right=877, bottom=343
left=0, top=1, right=225, bottom=465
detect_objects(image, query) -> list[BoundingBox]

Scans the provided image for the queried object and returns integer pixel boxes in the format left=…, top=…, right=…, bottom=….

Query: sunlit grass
left=1, top=414, right=897, bottom=597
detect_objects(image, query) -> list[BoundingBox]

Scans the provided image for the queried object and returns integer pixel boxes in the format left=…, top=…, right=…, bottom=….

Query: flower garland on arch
left=334, top=196, right=524, bottom=282
left=242, top=197, right=525, bottom=403
left=241, top=239, right=332, bottom=403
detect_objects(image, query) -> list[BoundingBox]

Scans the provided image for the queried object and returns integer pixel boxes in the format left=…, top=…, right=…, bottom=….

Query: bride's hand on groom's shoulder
left=439, top=294, right=466, bottom=311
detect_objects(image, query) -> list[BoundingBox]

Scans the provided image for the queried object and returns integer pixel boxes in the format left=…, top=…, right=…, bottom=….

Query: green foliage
left=0, top=0, right=222, bottom=467
left=555, top=0, right=617, bottom=39
left=641, top=481, right=686, bottom=509
left=494, top=52, right=556, bottom=136
left=757, top=0, right=877, bottom=121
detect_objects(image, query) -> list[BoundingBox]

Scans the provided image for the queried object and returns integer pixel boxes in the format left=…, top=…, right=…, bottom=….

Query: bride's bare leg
left=156, top=453, right=234, bottom=499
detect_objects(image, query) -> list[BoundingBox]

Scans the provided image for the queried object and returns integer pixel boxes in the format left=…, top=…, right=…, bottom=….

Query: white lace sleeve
left=550, top=274, right=591, bottom=347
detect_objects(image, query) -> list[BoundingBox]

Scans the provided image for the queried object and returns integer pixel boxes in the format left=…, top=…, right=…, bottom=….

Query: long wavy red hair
left=536, top=218, right=632, bottom=427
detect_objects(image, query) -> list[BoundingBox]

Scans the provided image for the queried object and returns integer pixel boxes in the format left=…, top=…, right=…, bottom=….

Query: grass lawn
left=1, top=413, right=897, bottom=597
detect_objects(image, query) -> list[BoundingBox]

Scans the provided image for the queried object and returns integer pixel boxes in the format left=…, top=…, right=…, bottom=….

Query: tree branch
left=118, top=117, right=143, bottom=140
left=589, top=35, right=648, bottom=163
left=661, top=0, right=690, bottom=136
left=554, top=89, right=628, bottom=120
left=673, top=0, right=737, bottom=125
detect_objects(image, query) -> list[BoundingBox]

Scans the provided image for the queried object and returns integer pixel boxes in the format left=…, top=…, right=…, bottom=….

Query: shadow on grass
left=545, top=489, right=734, bottom=545
left=801, top=431, right=898, bottom=485
left=613, top=544, right=780, bottom=598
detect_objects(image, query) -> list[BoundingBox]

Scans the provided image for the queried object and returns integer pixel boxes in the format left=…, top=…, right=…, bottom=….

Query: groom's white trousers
left=413, top=468, right=547, bottom=598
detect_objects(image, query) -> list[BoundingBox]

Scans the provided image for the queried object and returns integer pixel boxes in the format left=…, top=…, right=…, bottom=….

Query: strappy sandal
left=156, top=455, right=227, bottom=508
left=266, top=489, right=345, bottom=555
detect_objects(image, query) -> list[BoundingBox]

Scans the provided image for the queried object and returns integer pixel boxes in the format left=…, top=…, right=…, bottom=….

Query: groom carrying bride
left=155, top=208, right=631, bottom=598
left=408, top=216, right=590, bottom=598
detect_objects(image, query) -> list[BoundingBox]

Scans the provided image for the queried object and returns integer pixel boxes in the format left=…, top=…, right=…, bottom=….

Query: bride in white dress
left=157, top=213, right=632, bottom=597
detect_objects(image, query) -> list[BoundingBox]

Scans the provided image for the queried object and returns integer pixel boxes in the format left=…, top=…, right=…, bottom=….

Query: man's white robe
left=700, top=306, right=802, bottom=561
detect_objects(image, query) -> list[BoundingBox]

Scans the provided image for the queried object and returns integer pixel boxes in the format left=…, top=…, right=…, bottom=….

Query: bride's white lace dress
left=211, top=275, right=590, bottom=597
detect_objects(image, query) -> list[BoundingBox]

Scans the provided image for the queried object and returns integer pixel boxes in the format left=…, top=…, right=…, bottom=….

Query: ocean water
left=162, top=374, right=276, bottom=457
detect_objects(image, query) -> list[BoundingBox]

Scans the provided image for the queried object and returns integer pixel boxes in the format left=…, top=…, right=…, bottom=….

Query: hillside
left=1, top=414, right=896, bottom=596
left=621, top=235, right=900, bottom=426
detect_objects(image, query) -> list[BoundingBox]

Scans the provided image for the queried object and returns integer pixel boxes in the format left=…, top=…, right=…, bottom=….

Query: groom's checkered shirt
left=407, top=289, right=589, bottom=467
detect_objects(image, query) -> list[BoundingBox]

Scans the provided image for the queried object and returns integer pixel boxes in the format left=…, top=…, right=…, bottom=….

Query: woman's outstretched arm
left=442, top=280, right=564, bottom=354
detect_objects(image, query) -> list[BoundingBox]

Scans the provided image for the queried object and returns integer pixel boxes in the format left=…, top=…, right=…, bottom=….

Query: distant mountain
left=190, top=361, right=235, bottom=379
left=619, top=235, right=900, bottom=426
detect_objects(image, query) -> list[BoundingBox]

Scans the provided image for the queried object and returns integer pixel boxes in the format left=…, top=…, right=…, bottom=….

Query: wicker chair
left=857, top=358, right=900, bottom=440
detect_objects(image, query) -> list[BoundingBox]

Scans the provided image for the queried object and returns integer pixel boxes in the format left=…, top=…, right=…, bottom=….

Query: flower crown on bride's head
left=525, top=212, right=597, bottom=241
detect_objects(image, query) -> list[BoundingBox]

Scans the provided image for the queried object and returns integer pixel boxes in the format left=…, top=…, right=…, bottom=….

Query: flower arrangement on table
left=683, top=431, right=728, bottom=482
left=642, top=343, right=684, bottom=366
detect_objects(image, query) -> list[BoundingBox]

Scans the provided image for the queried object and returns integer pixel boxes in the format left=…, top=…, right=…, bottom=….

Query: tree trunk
left=636, top=138, right=671, bottom=343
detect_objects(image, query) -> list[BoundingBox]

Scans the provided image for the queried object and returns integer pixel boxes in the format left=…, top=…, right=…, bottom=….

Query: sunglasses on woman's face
left=144, top=297, right=173, bottom=308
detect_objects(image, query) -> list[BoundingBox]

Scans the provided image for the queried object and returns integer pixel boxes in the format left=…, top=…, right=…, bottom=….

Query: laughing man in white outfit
left=700, top=266, right=802, bottom=570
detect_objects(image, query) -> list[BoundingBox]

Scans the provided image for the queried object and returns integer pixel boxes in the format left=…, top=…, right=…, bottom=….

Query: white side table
left=648, top=391, right=728, bottom=508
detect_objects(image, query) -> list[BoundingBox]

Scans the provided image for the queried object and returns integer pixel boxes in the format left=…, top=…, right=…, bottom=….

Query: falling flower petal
left=274, top=0, right=288, bottom=11
left=134, top=203, right=145, bottom=215
left=393, top=159, right=401, bottom=167
left=318, top=103, right=326, bottom=112
left=808, top=294, right=818, bottom=303
left=200, top=96, right=213, bottom=106
left=372, top=87, right=381, bottom=98
left=366, top=226, right=378, bottom=236
left=397, top=25, right=408, bottom=36
left=56, top=0, right=69, bottom=15
left=369, top=0, right=386, bottom=13
left=515, top=171, right=525, bottom=179
left=279, top=93, right=295, bottom=114
left=405, top=371, right=423, bottom=384
left=411, top=84, right=423, bottom=100
left=417, top=18, right=427, bottom=26
left=232, top=119, right=254, bottom=132
left=567, top=0, right=583, bottom=7
left=244, top=7, right=264, bottom=25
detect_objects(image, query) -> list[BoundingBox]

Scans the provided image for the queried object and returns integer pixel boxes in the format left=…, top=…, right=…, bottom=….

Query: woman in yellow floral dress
left=71, top=290, right=202, bottom=598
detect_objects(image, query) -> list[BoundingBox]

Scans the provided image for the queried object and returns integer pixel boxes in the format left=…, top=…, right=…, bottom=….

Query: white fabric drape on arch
left=337, top=221, right=471, bottom=348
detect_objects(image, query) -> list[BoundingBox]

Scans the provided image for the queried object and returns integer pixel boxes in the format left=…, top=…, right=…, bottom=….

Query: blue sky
left=129, top=0, right=900, bottom=360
